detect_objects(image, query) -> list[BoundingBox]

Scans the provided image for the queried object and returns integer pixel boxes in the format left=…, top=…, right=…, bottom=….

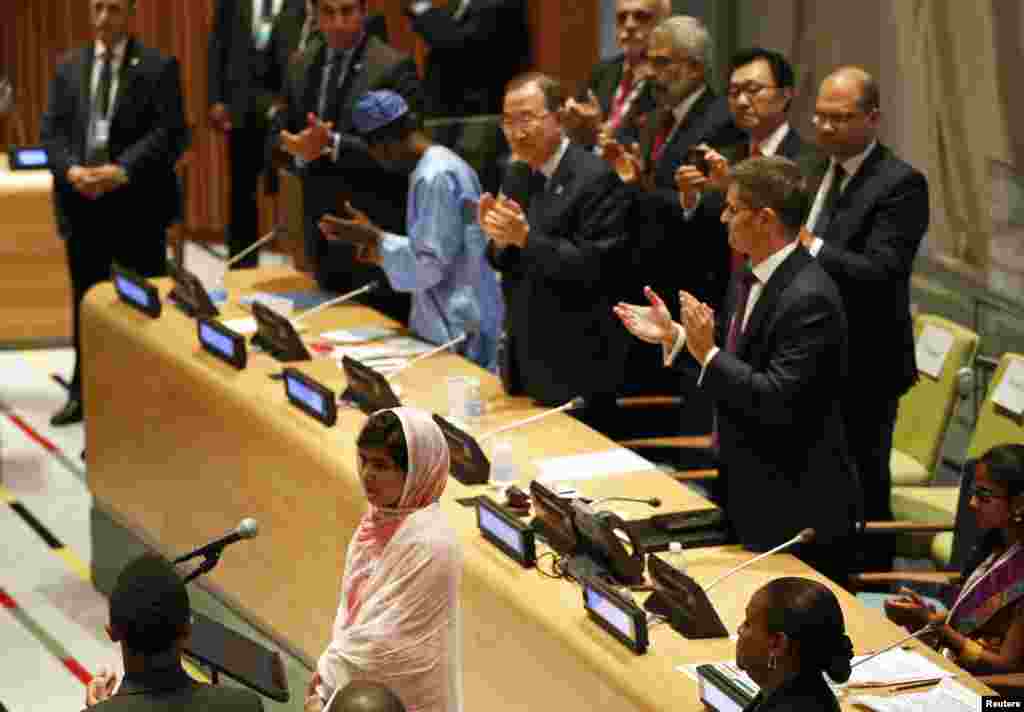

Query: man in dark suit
left=40, top=0, right=188, bottom=426
left=560, top=0, right=670, bottom=147
left=209, top=0, right=302, bottom=268
left=799, top=67, right=929, bottom=567
left=676, top=48, right=822, bottom=310
left=271, top=0, right=421, bottom=322
left=405, top=0, right=529, bottom=117
left=479, top=73, right=633, bottom=435
left=84, top=554, right=263, bottom=710
left=616, top=157, right=860, bottom=582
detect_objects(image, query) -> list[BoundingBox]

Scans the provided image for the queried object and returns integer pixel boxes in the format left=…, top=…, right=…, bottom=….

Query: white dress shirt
left=539, top=136, right=570, bottom=181
left=805, top=139, right=878, bottom=255
left=663, top=241, right=800, bottom=383
left=252, top=0, right=284, bottom=31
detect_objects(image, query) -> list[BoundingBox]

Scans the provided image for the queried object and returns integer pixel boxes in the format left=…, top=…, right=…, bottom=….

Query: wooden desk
left=82, top=267, right=991, bottom=710
left=0, top=153, right=70, bottom=344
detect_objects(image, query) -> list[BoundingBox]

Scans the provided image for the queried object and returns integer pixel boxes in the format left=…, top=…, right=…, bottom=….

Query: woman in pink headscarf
left=307, top=407, right=462, bottom=712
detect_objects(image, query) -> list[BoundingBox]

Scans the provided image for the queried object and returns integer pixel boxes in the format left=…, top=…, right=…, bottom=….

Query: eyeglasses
left=971, top=484, right=1011, bottom=503
left=501, top=111, right=550, bottom=133
left=812, top=110, right=865, bottom=128
left=727, top=83, right=778, bottom=100
left=647, top=54, right=695, bottom=72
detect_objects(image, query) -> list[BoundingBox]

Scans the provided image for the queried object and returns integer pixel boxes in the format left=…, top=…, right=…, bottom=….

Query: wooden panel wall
left=0, top=1, right=600, bottom=239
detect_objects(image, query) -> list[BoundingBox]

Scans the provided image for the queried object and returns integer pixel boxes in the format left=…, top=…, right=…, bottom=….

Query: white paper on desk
left=533, top=449, right=656, bottom=483
left=844, top=648, right=954, bottom=687
left=183, top=241, right=226, bottom=295
left=915, top=324, right=954, bottom=379
left=847, top=678, right=978, bottom=712
left=335, top=337, right=435, bottom=361
left=993, top=358, right=1024, bottom=416
left=321, top=326, right=400, bottom=343
left=222, top=317, right=258, bottom=335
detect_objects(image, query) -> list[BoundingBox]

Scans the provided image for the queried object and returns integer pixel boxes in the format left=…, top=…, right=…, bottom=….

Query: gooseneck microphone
left=704, top=528, right=816, bottom=593
left=291, top=281, right=379, bottom=325
left=225, top=227, right=282, bottom=268
left=388, top=322, right=480, bottom=378
left=173, top=518, right=259, bottom=564
left=589, top=496, right=662, bottom=508
left=850, top=622, right=943, bottom=669
left=478, top=396, right=587, bottom=442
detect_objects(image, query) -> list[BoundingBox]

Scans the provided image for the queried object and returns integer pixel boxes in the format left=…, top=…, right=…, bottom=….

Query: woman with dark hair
left=885, top=443, right=1024, bottom=674
left=735, top=577, right=853, bottom=712
left=307, top=407, right=462, bottom=712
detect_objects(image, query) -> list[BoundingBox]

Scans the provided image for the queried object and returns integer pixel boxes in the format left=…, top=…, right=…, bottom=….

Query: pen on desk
left=887, top=677, right=944, bottom=693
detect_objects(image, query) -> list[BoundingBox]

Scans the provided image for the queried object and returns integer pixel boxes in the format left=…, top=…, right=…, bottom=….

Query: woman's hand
left=85, top=666, right=119, bottom=706
left=884, top=587, right=938, bottom=630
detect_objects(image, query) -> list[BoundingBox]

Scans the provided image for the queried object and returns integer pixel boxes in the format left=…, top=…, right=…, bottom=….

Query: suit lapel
left=528, top=144, right=575, bottom=227
left=78, top=46, right=95, bottom=140
left=777, top=128, right=802, bottom=160
left=822, top=143, right=887, bottom=245
left=335, top=36, right=370, bottom=131
left=301, top=41, right=327, bottom=119
left=108, top=37, right=139, bottom=124
left=736, top=247, right=812, bottom=357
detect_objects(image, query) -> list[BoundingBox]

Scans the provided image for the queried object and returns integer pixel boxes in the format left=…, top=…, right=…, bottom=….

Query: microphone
left=499, top=160, right=533, bottom=208
left=850, top=622, right=942, bottom=669
left=704, top=528, right=815, bottom=593
left=478, top=396, right=586, bottom=442
left=291, top=281, right=379, bottom=325
left=173, top=518, right=259, bottom=564
left=225, top=228, right=282, bottom=268
left=387, top=322, right=479, bottom=378
left=589, top=496, right=661, bottom=508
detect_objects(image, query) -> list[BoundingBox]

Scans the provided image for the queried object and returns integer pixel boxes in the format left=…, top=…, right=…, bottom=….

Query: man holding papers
left=318, top=90, right=502, bottom=370
left=615, top=156, right=860, bottom=582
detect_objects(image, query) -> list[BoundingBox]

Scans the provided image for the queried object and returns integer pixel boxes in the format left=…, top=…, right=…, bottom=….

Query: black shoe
left=51, top=398, right=83, bottom=426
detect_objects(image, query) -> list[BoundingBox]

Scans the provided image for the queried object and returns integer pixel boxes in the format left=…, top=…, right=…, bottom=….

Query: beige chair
left=890, top=314, right=978, bottom=487
left=891, top=353, right=1024, bottom=568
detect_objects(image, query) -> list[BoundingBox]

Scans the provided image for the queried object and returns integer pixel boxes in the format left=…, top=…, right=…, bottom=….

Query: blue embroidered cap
left=352, top=90, right=409, bottom=135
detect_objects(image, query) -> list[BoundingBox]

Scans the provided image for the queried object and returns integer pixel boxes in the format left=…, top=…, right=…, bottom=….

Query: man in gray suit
left=208, top=0, right=303, bottom=268
left=85, top=554, right=263, bottom=710
left=271, top=0, right=421, bottom=322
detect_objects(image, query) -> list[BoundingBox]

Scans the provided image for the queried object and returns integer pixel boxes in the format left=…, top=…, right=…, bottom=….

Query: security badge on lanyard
left=94, top=118, right=111, bottom=146
left=254, top=18, right=274, bottom=51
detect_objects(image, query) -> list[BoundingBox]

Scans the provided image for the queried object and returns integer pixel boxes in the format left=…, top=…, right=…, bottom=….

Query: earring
left=768, top=653, right=777, bottom=670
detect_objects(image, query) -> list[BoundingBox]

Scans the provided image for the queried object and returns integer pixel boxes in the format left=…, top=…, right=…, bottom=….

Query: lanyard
left=947, top=542, right=1022, bottom=622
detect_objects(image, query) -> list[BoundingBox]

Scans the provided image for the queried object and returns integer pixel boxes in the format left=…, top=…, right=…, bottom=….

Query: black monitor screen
left=285, top=373, right=325, bottom=416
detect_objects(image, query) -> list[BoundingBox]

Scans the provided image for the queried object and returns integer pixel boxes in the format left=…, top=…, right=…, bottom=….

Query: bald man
left=799, top=67, right=929, bottom=568
left=324, top=682, right=406, bottom=712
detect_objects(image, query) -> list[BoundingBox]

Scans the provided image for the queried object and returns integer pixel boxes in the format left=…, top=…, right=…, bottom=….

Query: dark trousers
left=64, top=204, right=167, bottom=403
left=844, top=393, right=899, bottom=570
left=227, top=126, right=267, bottom=269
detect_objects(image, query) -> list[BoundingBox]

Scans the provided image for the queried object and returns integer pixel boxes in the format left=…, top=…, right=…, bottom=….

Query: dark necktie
left=319, top=50, right=345, bottom=122
left=712, top=268, right=759, bottom=451
left=814, top=162, right=847, bottom=237
left=95, top=54, right=113, bottom=118
left=261, top=0, right=274, bottom=18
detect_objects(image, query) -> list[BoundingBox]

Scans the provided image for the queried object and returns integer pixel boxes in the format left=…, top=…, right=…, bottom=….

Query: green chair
left=891, top=352, right=1024, bottom=568
left=890, top=314, right=978, bottom=486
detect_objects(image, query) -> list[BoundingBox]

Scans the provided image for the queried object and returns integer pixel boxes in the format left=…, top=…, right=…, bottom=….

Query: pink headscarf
left=346, top=407, right=450, bottom=621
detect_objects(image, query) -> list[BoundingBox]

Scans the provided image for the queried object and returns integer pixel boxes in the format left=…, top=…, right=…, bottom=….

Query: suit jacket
left=585, top=53, right=655, bottom=146
left=626, top=89, right=742, bottom=312
left=90, top=663, right=263, bottom=712
left=742, top=670, right=841, bottom=712
left=208, top=0, right=304, bottom=128
left=271, top=33, right=422, bottom=294
left=40, top=37, right=189, bottom=239
left=806, top=143, right=928, bottom=399
left=410, top=0, right=529, bottom=117
left=486, top=143, right=633, bottom=405
left=684, top=247, right=860, bottom=552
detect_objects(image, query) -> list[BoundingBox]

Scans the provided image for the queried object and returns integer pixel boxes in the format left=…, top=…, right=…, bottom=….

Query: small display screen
left=585, top=585, right=636, bottom=642
left=285, top=374, right=325, bottom=415
left=115, top=275, right=151, bottom=308
left=199, top=322, right=235, bottom=359
left=478, top=505, right=525, bottom=557
left=15, top=148, right=48, bottom=167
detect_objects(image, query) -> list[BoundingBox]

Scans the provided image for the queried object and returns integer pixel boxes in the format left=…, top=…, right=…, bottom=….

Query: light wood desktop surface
left=82, top=266, right=991, bottom=710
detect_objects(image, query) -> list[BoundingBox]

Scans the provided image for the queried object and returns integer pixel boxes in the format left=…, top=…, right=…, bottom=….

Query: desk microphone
left=704, top=528, right=815, bottom=593
left=387, top=322, right=479, bottom=378
left=478, top=396, right=586, bottom=442
left=291, top=281, right=379, bottom=325
left=173, top=518, right=259, bottom=564
left=589, top=496, right=661, bottom=508
left=850, top=622, right=942, bottom=669
left=225, top=228, right=281, bottom=268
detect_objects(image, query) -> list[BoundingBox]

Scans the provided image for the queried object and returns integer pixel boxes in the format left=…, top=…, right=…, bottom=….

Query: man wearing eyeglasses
left=674, top=48, right=821, bottom=309
left=477, top=73, right=632, bottom=435
left=798, top=66, right=929, bottom=569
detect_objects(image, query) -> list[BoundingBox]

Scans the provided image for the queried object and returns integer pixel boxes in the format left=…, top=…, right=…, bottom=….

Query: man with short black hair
left=317, top=90, right=503, bottom=370
left=85, top=554, right=263, bottom=710
left=41, top=0, right=189, bottom=427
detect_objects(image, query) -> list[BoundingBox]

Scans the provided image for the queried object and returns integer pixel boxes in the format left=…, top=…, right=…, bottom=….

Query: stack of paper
left=845, top=649, right=956, bottom=688
left=848, top=678, right=980, bottom=712
left=533, top=449, right=656, bottom=483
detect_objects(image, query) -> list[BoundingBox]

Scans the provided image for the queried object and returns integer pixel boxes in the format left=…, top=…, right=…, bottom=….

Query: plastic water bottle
left=489, top=439, right=519, bottom=490
left=664, top=542, right=687, bottom=572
